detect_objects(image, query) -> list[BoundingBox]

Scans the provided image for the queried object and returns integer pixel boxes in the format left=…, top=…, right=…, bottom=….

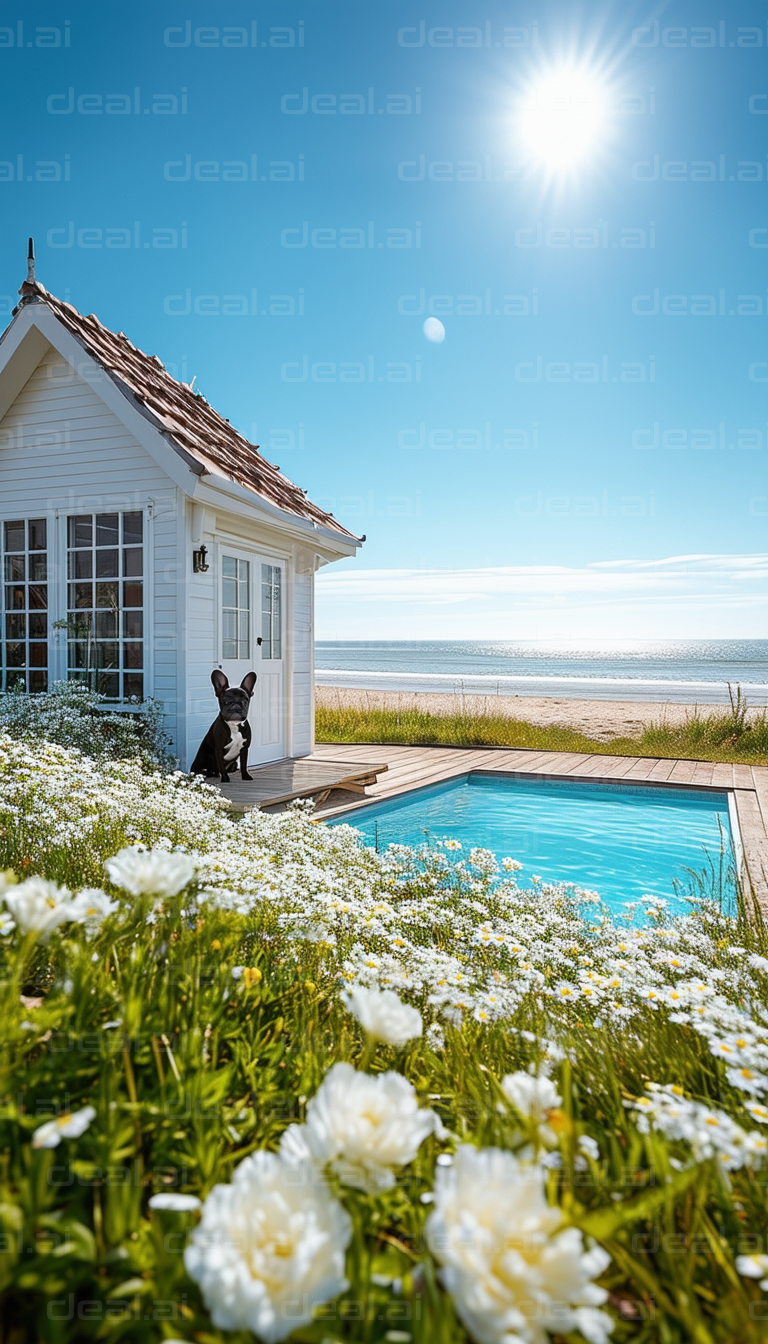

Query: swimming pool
left=331, top=773, right=737, bottom=915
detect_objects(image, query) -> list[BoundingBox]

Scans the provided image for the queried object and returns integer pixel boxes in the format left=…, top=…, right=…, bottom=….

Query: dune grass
left=316, top=686, right=768, bottom=765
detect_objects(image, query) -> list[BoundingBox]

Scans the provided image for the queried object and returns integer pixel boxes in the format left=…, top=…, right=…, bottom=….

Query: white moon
left=423, top=317, right=446, bottom=343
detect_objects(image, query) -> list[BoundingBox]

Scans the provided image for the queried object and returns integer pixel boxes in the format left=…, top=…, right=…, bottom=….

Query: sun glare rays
left=516, top=59, right=617, bottom=180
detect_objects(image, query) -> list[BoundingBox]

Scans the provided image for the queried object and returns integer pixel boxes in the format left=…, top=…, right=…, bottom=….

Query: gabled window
left=1, top=518, right=48, bottom=691
left=66, top=511, right=144, bottom=699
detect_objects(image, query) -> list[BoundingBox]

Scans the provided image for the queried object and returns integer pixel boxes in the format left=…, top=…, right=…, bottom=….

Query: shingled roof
left=9, top=279, right=359, bottom=542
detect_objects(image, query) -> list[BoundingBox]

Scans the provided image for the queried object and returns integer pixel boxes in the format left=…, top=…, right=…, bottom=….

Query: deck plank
left=620, top=757, right=658, bottom=779
left=209, top=758, right=388, bottom=810
left=691, top=762, right=716, bottom=787
left=733, top=790, right=768, bottom=915
left=493, top=752, right=596, bottom=777
left=644, top=759, right=680, bottom=781
left=749, top=767, right=768, bottom=830
left=491, top=750, right=586, bottom=775
left=667, top=760, right=699, bottom=785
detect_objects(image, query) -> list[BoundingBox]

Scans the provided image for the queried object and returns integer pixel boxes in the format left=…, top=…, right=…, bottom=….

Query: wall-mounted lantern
left=192, top=544, right=210, bottom=573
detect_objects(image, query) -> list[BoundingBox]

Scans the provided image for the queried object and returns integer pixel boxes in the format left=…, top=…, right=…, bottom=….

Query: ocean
left=314, top=640, right=768, bottom=705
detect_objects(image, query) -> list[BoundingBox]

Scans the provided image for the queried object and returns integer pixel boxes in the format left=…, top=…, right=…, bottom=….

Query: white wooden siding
left=291, top=570, right=313, bottom=756
left=0, top=348, right=179, bottom=746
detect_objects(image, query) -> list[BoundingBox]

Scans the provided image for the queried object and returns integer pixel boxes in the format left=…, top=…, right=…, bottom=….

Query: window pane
left=6, top=585, right=25, bottom=610
left=28, top=642, right=47, bottom=667
left=122, top=512, right=142, bottom=545
left=29, top=553, right=47, bottom=581
left=95, top=549, right=119, bottom=578
left=96, top=642, right=119, bottom=668
left=29, top=670, right=47, bottom=692
left=97, top=671, right=119, bottom=698
left=123, top=547, right=142, bottom=577
left=28, top=518, right=47, bottom=550
left=28, top=585, right=47, bottom=610
left=68, top=642, right=88, bottom=669
left=273, top=572, right=281, bottom=658
left=5, top=555, right=25, bottom=582
left=6, top=614, right=25, bottom=639
left=4, top=521, right=24, bottom=552
left=6, top=669, right=26, bottom=690
left=29, top=612, right=47, bottom=638
left=123, top=581, right=142, bottom=608
left=123, top=610, right=143, bottom=639
left=96, top=582, right=118, bottom=609
left=72, top=551, right=92, bottom=579
left=68, top=516, right=92, bottom=548
left=6, top=642, right=24, bottom=667
left=222, top=578, right=237, bottom=609
left=123, top=672, right=143, bottom=698
left=95, top=610, right=117, bottom=638
left=222, top=556, right=236, bottom=579
left=222, top=611, right=237, bottom=643
left=70, top=583, right=93, bottom=609
left=123, top=642, right=143, bottom=668
left=96, top=514, right=119, bottom=546
left=67, top=613, right=92, bottom=641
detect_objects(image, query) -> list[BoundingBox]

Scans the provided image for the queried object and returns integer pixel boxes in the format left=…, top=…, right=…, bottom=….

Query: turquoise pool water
left=332, top=773, right=736, bottom=914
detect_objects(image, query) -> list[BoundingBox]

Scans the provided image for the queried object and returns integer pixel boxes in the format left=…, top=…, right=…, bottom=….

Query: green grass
left=316, top=687, right=768, bottom=765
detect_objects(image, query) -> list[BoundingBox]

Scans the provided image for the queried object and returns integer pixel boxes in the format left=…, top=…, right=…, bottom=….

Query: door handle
left=256, top=637, right=263, bottom=646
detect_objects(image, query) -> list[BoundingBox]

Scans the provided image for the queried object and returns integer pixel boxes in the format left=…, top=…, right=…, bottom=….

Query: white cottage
left=0, top=258, right=362, bottom=768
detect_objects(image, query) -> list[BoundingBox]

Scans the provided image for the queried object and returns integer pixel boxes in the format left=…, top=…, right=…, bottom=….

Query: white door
left=253, top=557, right=286, bottom=764
left=219, top=547, right=285, bottom=766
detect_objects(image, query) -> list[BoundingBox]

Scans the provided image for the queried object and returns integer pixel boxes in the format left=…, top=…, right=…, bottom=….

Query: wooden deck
left=206, top=757, right=387, bottom=811
left=309, top=743, right=768, bottom=911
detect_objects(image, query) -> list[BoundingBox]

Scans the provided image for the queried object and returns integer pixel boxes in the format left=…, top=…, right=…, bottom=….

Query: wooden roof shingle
left=10, top=280, right=360, bottom=542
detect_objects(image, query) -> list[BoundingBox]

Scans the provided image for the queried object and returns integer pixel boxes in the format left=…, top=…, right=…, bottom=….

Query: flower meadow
left=2, top=733, right=768, bottom=1342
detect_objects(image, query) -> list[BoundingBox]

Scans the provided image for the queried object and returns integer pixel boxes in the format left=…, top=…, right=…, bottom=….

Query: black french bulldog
left=190, top=670, right=257, bottom=784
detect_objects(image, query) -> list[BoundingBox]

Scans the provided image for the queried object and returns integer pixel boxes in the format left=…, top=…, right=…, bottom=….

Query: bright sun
left=519, top=66, right=608, bottom=171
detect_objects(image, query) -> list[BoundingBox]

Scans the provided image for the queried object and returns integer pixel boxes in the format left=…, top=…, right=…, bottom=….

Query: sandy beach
left=315, top=686, right=744, bottom=742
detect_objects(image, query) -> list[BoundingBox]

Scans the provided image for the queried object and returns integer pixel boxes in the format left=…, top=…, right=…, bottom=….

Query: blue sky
left=1, top=1, right=766, bottom=639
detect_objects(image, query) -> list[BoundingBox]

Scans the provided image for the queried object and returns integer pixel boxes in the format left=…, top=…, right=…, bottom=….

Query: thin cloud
left=317, top=555, right=768, bottom=605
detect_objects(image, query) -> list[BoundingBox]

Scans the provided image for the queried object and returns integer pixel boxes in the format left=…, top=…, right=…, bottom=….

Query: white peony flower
left=184, top=1152, right=351, bottom=1343
left=736, top=1252, right=768, bottom=1290
left=148, top=1192, right=201, bottom=1212
left=0, top=909, right=15, bottom=937
left=104, top=846, right=196, bottom=897
left=3, top=878, right=79, bottom=937
left=68, top=887, right=120, bottom=931
left=280, top=1062, right=441, bottom=1192
left=501, top=1071, right=562, bottom=1121
left=342, top=984, right=422, bottom=1046
left=32, top=1105, right=96, bottom=1149
left=426, top=1145, right=613, bottom=1344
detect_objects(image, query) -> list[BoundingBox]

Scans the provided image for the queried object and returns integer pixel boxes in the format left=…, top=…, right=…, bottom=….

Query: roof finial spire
left=27, top=237, right=36, bottom=284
